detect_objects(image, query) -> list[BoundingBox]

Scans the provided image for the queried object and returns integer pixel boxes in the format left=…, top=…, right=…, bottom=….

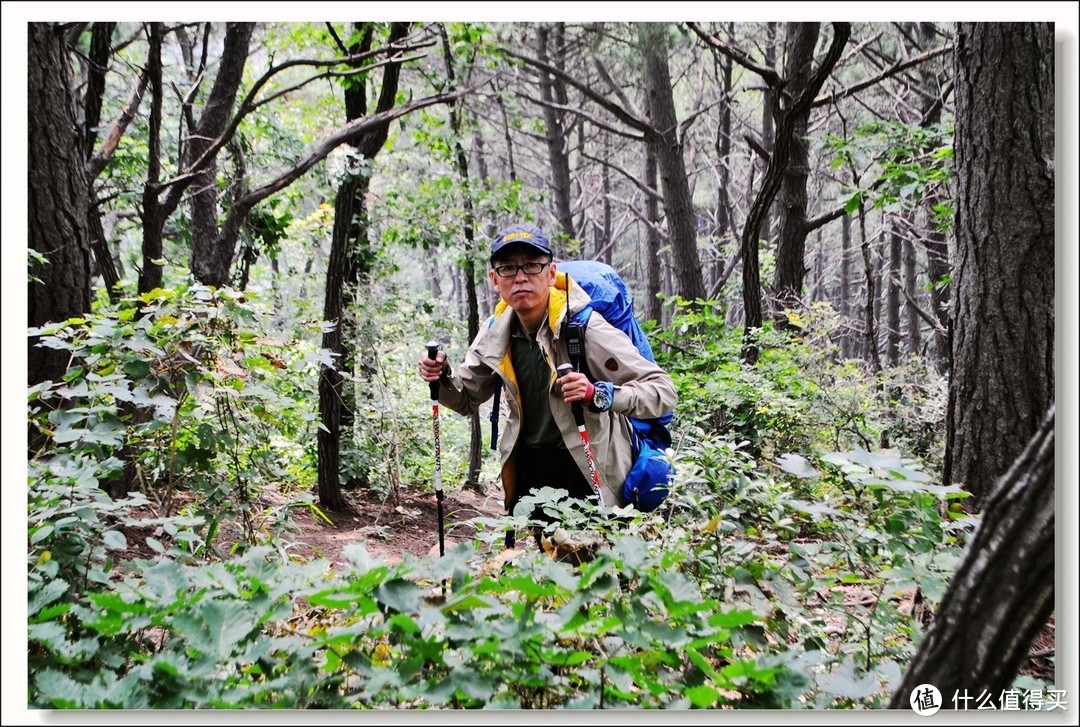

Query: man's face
left=489, top=249, right=556, bottom=319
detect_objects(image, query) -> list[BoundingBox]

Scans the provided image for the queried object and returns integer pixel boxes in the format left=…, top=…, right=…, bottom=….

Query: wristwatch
left=589, top=381, right=614, bottom=412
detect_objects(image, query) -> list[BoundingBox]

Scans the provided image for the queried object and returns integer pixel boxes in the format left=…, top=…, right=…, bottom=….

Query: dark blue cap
left=490, top=224, right=552, bottom=262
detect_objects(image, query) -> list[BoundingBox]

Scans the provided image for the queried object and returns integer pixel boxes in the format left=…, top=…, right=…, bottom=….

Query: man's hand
left=419, top=351, right=447, bottom=382
left=556, top=370, right=594, bottom=405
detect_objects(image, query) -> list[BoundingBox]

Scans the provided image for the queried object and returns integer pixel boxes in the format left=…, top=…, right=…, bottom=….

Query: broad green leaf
left=775, top=453, right=820, bottom=479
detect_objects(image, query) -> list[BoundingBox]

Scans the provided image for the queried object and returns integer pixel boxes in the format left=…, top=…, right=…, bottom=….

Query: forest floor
left=282, top=482, right=1057, bottom=684
left=285, top=478, right=509, bottom=570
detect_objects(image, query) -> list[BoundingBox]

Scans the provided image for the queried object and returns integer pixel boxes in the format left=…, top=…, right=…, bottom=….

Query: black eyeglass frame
left=492, top=261, right=551, bottom=278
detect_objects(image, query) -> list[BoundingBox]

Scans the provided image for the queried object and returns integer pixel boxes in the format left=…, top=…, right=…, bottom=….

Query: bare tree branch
left=687, top=22, right=783, bottom=88
left=578, top=148, right=663, bottom=203
left=502, top=47, right=651, bottom=132
left=814, top=43, right=953, bottom=108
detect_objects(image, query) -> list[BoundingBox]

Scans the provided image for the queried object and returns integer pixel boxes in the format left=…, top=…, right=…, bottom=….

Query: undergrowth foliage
left=27, top=286, right=996, bottom=710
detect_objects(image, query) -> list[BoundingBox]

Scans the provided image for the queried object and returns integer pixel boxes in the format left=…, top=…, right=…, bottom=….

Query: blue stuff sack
left=622, top=420, right=675, bottom=512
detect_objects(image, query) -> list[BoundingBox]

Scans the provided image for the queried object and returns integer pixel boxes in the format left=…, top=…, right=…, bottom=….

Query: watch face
left=593, top=385, right=612, bottom=410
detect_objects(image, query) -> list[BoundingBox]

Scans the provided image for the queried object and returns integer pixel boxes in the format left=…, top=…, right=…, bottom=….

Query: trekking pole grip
left=556, top=364, right=585, bottom=425
left=426, top=340, right=440, bottom=400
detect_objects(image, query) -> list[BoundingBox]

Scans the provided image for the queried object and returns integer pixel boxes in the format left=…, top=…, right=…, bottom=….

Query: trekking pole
left=557, top=364, right=604, bottom=506
left=427, top=340, right=446, bottom=558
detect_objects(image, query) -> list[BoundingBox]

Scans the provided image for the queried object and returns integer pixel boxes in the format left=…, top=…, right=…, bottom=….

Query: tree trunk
left=771, top=22, right=820, bottom=318
left=917, top=22, right=952, bottom=372
left=639, top=23, right=706, bottom=305
left=138, top=22, right=165, bottom=295
left=839, top=212, right=855, bottom=359
left=884, top=220, right=902, bottom=366
left=760, top=22, right=778, bottom=248
left=711, top=29, right=735, bottom=292
left=859, top=209, right=883, bottom=375
left=317, top=22, right=410, bottom=511
left=944, top=22, right=1054, bottom=508
left=318, top=174, right=363, bottom=511
left=739, top=23, right=850, bottom=363
left=902, top=233, right=922, bottom=356
left=643, top=123, right=662, bottom=325
left=536, top=23, right=575, bottom=253
left=82, top=22, right=122, bottom=302
left=439, top=24, right=484, bottom=492
left=28, top=23, right=92, bottom=388
left=600, top=133, right=613, bottom=265
left=889, top=406, right=1055, bottom=708
left=187, top=23, right=254, bottom=288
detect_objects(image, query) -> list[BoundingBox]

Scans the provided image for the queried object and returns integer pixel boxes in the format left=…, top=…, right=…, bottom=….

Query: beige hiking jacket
left=437, top=270, right=677, bottom=511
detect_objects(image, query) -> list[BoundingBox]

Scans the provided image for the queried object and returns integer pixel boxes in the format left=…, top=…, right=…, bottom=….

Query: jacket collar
left=480, top=268, right=591, bottom=365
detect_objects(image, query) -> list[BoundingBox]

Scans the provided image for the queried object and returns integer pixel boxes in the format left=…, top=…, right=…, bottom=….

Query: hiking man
left=417, top=223, right=677, bottom=544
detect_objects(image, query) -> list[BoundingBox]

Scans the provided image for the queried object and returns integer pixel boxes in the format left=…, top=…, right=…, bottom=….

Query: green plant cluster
left=27, top=283, right=1021, bottom=711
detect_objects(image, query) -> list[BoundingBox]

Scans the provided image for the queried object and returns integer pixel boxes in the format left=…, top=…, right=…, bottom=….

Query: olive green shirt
left=510, top=320, right=563, bottom=449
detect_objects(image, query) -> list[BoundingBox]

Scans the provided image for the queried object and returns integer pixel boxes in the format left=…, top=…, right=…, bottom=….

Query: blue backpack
left=489, top=260, right=676, bottom=512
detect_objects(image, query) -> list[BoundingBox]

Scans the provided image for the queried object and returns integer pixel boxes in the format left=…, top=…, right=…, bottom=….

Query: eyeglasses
left=492, top=261, right=550, bottom=278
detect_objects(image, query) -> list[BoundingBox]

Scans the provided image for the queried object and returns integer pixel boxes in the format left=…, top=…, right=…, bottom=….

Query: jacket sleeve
left=436, top=327, right=500, bottom=417
left=581, top=313, right=676, bottom=420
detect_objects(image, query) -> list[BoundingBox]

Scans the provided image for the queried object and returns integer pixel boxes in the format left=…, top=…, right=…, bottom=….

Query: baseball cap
left=490, top=224, right=553, bottom=261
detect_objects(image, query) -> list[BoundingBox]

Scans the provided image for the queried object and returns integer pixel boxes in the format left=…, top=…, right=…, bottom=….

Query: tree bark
left=186, top=23, right=254, bottom=288
left=138, top=22, right=165, bottom=295
left=771, top=23, right=820, bottom=318
left=884, top=220, right=902, bottom=366
left=916, top=22, right=952, bottom=372
left=439, top=24, right=484, bottom=491
left=738, top=23, right=850, bottom=363
left=710, top=27, right=735, bottom=293
left=889, top=406, right=1055, bottom=707
left=643, top=133, right=662, bottom=325
left=317, top=22, right=410, bottom=511
left=536, top=23, right=575, bottom=253
left=838, top=212, right=855, bottom=360
left=944, top=22, right=1054, bottom=508
left=28, top=23, right=92, bottom=388
left=902, top=233, right=922, bottom=357
left=639, top=23, right=706, bottom=304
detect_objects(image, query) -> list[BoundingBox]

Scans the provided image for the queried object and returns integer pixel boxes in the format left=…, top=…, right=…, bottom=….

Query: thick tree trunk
left=317, top=22, right=410, bottom=510
left=639, top=23, right=706, bottom=305
left=187, top=23, right=254, bottom=288
left=771, top=23, right=820, bottom=318
left=739, top=23, right=850, bottom=363
left=944, top=22, right=1054, bottom=507
left=28, top=23, right=92, bottom=388
left=536, top=23, right=575, bottom=253
left=318, top=173, right=364, bottom=511
left=890, top=406, right=1055, bottom=708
